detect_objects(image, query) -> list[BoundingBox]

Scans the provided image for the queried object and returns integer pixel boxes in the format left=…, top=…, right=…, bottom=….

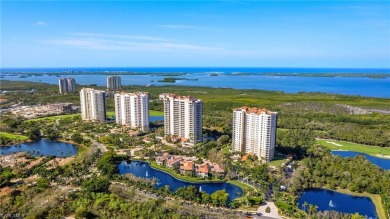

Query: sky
left=1, top=0, right=390, bottom=68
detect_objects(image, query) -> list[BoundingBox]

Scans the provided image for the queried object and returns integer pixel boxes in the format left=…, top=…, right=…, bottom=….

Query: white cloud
left=43, top=35, right=223, bottom=52
left=159, top=24, right=220, bottom=32
left=35, top=21, right=47, bottom=26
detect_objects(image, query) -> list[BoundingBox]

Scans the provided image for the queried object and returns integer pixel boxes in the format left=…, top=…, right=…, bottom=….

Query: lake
left=298, top=189, right=377, bottom=218
left=118, top=160, right=243, bottom=202
left=1, top=67, right=390, bottom=98
left=331, top=150, right=390, bottom=170
left=150, top=116, right=164, bottom=122
left=0, top=139, right=78, bottom=157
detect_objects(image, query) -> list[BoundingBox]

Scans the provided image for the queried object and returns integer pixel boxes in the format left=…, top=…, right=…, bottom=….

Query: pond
left=150, top=116, right=164, bottom=122
left=331, top=150, right=390, bottom=170
left=298, top=189, right=377, bottom=218
left=118, top=160, right=243, bottom=202
left=0, top=139, right=78, bottom=157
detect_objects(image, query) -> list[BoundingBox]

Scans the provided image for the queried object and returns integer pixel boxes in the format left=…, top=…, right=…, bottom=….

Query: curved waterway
left=0, top=139, right=78, bottom=157
left=118, top=160, right=243, bottom=202
left=298, top=189, right=377, bottom=218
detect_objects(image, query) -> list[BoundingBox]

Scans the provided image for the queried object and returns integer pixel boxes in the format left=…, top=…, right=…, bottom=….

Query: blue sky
left=1, top=1, right=389, bottom=68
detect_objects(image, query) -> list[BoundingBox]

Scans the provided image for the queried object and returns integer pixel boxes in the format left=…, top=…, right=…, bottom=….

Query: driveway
left=257, top=202, right=280, bottom=219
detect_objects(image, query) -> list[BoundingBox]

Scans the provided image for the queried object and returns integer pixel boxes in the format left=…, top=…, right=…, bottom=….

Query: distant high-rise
left=232, top=107, right=277, bottom=162
left=159, top=93, right=203, bottom=144
left=115, top=92, right=149, bottom=131
left=80, top=88, right=106, bottom=122
left=107, top=76, right=121, bottom=90
left=59, top=78, right=76, bottom=94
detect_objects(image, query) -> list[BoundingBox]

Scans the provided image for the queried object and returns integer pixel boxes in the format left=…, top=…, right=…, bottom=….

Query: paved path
left=257, top=202, right=280, bottom=219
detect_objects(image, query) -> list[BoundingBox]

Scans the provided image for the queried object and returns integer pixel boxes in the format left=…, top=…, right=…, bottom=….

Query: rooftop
left=233, top=106, right=277, bottom=115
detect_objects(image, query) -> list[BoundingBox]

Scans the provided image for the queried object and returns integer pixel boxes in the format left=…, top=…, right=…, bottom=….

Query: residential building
left=180, top=160, right=195, bottom=175
left=159, top=93, right=203, bottom=144
left=166, top=156, right=182, bottom=169
left=114, top=92, right=149, bottom=131
left=195, top=163, right=209, bottom=178
left=232, top=106, right=277, bottom=162
left=58, top=78, right=76, bottom=94
left=47, top=103, right=73, bottom=113
left=80, top=88, right=106, bottom=122
left=107, top=76, right=121, bottom=90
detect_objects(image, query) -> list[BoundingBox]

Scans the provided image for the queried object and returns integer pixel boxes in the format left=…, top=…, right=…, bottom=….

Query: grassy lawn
left=149, top=110, right=164, bottom=116
left=269, top=152, right=287, bottom=167
left=106, top=111, right=115, bottom=117
left=27, top=113, right=80, bottom=122
left=317, top=139, right=390, bottom=157
left=221, top=146, right=231, bottom=155
left=0, top=132, right=28, bottom=141
left=227, top=180, right=256, bottom=191
left=149, top=161, right=224, bottom=183
left=335, top=188, right=386, bottom=219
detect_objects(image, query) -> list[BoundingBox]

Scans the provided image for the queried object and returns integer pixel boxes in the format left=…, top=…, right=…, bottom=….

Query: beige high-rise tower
left=232, top=107, right=277, bottom=162
left=114, top=92, right=149, bottom=131
left=159, top=93, right=203, bottom=144
left=80, top=88, right=106, bottom=122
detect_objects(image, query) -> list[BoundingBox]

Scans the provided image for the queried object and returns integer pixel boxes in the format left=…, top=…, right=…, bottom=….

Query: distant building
left=80, top=88, right=106, bottom=122
left=232, top=106, right=277, bottom=162
left=114, top=92, right=149, bottom=131
left=59, top=78, right=76, bottom=94
left=159, top=93, right=203, bottom=144
left=47, top=103, right=73, bottom=113
left=107, top=76, right=121, bottom=90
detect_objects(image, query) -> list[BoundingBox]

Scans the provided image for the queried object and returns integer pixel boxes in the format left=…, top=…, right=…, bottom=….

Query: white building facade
left=59, top=78, right=76, bottom=94
left=159, top=93, right=203, bottom=144
left=114, top=92, right=149, bottom=131
left=80, top=88, right=106, bottom=122
left=107, top=76, right=122, bottom=90
left=232, top=107, right=277, bottom=162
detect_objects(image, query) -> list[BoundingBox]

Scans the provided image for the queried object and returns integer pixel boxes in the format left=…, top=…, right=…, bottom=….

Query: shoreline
left=128, top=159, right=226, bottom=184
left=1, top=79, right=390, bottom=99
left=300, top=188, right=386, bottom=219
left=317, top=139, right=390, bottom=159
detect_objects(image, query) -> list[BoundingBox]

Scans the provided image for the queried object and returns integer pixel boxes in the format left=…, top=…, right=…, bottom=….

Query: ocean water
left=1, top=67, right=389, bottom=98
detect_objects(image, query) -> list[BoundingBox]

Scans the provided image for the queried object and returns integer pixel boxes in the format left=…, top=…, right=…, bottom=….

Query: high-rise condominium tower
left=232, top=107, right=277, bottom=162
left=107, top=76, right=121, bottom=90
left=80, top=88, right=106, bottom=122
left=59, top=78, right=76, bottom=94
left=159, top=93, right=203, bottom=144
left=114, top=92, right=149, bottom=131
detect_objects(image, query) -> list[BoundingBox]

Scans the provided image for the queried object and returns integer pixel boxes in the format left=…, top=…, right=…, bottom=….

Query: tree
left=71, top=133, right=84, bottom=144
left=217, top=135, right=230, bottom=146
left=265, top=206, right=271, bottom=213
left=210, top=190, right=229, bottom=207
left=36, top=178, right=50, bottom=191
left=81, top=176, right=110, bottom=193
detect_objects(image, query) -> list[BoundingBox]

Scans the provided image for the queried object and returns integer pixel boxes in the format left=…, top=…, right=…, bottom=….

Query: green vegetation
left=157, top=77, right=182, bottom=83
left=106, top=111, right=115, bottom=117
left=0, top=132, right=29, bottom=145
left=149, top=110, right=164, bottom=116
left=317, top=139, right=390, bottom=157
left=27, top=114, right=80, bottom=122
left=150, top=161, right=224, bottom=183
left=227, top=180, right=256, bottom=191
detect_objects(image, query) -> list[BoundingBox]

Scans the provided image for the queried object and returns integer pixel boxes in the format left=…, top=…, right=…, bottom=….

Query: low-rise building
left=166, top=156, right=182, bottom=169
left=180, top=160, right=195, bottom=175
left=195, top=163, right=209, bottom=178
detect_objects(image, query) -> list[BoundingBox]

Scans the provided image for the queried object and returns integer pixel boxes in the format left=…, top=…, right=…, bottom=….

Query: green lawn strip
left=27, top=113, right=80, bottom=122
left=148, top=161, right=224, bottom=183
left=227, top=180, right=257, bottom=192
left=0, top=132, right=29, bottom=141
left=317, top=139, right=390, bottom=157
left=335, top=188, right=386, bottom=219
left=149, top=110, right=164, bottom=116
left=268, top=159, right=286, bottom=167
left=106, top=111, right=115, bottom=117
